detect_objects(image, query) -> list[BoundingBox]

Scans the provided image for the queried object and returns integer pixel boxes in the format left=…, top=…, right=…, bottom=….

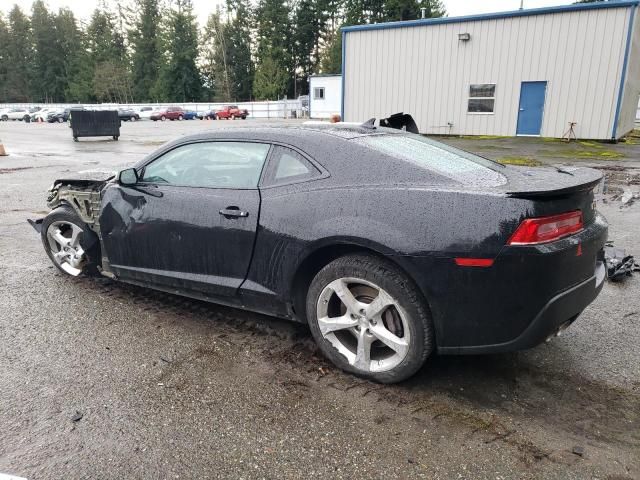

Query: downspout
left=611, top=4, right=637, bottom=140
left=341, top=29, right=346, bottom=121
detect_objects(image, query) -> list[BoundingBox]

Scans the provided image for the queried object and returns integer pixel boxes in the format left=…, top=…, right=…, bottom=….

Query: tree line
left=0, top=0, right=445, bottom=104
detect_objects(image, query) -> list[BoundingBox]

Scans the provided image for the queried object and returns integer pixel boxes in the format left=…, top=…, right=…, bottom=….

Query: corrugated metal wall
left=344, top=6, right=632, bottom=139
left=616, top=8, right=640, bottom=137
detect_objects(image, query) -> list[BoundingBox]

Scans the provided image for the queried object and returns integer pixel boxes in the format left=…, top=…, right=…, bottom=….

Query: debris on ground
left=572, top=445, right=585, bottom=457
left=70, top=411, right=83, bottom=422
left=620, top=188, right=640, bottom=208
left=604, top=243, right=640, bottom=281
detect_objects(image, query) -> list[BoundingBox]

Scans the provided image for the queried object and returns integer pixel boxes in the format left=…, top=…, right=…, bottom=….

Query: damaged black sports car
left=31, top=124, right=608, bottom=383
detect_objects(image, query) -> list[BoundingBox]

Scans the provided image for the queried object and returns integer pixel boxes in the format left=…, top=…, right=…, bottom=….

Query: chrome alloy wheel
left=316, top=278, right=410, bottom=373
left=46, top=221, right=86, bottom=276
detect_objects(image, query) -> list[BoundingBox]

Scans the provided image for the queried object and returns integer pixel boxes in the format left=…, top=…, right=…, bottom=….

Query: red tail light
left=507, top=211, right=583, bottom=245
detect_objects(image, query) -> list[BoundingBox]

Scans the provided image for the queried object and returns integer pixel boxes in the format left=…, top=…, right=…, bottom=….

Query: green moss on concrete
left=498, top=156, right=543, bottom=167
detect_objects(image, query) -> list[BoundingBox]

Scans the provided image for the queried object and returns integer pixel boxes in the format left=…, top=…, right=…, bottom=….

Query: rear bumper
left=438, top=260, right=606, bottom=354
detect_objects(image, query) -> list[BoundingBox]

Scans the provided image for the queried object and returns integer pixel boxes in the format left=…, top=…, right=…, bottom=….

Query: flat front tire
left=307, top=254, right=434, bottom=383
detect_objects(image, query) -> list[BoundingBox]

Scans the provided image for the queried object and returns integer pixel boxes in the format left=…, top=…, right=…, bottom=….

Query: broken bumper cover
left=27, top=218, right=43, bottom=234
left=440, top=260, right=606, bottom=355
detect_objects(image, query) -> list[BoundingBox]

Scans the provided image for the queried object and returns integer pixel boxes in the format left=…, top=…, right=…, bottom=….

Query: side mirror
left=118, top=168, right=138, bottom=185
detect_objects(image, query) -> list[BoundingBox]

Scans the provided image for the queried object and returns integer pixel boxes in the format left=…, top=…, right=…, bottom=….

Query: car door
left=99, top=140, right=271, bottom=298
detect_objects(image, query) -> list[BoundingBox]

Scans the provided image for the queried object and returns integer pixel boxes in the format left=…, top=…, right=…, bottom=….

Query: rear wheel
left=178, top=115, right=184, bottom=121
left=41, top=205, right=100, bottom=277
left=57, top=117, right=64, bottom=123
left=161, top=115, right=166, bottom=121
left=307, top=255, right=433, bottom=383
left=130, top=116, right=136, bottom=121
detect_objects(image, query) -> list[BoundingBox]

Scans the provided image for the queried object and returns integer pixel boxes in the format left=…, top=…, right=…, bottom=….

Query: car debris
left=604, top=243, right=639, bottom=281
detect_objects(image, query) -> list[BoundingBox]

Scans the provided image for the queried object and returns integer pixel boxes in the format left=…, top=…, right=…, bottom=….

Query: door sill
left=516, top=134, right=541, bottom=137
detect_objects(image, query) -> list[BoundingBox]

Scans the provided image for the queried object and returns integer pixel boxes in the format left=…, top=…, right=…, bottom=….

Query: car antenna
left=361, top=118, right=376, bottom=129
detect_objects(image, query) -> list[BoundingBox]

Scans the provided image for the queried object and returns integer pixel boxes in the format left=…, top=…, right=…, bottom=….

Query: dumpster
left=71, top=110, right=120, bottom=142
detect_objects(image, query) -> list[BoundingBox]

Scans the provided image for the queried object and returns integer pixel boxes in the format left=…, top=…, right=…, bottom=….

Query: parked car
left=183, top=110, right=198, bottom=120
left=137, top=106, right=156, bottom=120
left=31, top=124, right=608, bottom=383
left=195, top=110, right=209, bottom=120
left=150, top=106, right=185, bottom=121
left=31, top=108, right=54, bottom=122
left=47, top=109, right=71, bottom=123
left=118, top=108, right=140, bottom=121
left=215, top=105, right=248, bottom=120
left=2, top=108, right=31, bottom=121
left=203, top=109, right=218, bottom=120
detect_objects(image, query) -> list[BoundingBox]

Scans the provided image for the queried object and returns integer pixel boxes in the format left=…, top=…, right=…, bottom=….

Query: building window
left=313, top=87, right=325, bottom=100
left=468, top=84, right=495, bottom=113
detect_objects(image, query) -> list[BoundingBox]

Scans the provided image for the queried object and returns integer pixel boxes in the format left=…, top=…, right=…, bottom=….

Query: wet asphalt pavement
left=0, top=120, right=638, bottom=479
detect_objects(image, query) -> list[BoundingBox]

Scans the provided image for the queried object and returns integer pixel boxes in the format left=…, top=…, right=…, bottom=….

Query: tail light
left=507, top=210, right=583, bottom=245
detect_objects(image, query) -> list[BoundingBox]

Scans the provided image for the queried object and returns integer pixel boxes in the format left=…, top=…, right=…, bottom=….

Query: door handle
left=219, top=207, right=249, bottom=218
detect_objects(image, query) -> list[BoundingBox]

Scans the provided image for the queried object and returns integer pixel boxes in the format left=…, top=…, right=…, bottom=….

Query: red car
left=150, top=107, right=185, bottom=121
left=215, top=105, right=248, bottom=120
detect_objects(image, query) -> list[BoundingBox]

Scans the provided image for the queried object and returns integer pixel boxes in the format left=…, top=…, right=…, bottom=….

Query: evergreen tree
left=226, top=0, right=254, bottom=101
left=4, top=5, right=34, bottom=102
left=254, top=0, right=292, bottom=98
left=86, top=7, right=132, bottom=102
left=32, top=1, right=70, bottom=102
left=156, top=0, right=202, bottom=102
left=201, top=10, right=234, bottom=101
left=293, top=0, right=328, bottom=94
left=384, top=0, right=445, bottom=21
left=319, top=27, right=342, bottom=74
left=57, top=8, right=94, bottom=103
left=0, top=14, right=9, bottom=102
left=253, top=52, right=289, bottom=100
left=129, top=0, right=161, bottom=102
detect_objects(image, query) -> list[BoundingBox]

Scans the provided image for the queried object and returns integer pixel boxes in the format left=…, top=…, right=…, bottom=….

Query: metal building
left=342, top=1, right=640, bottom=140
left=309, top=75, right=342, bottom=119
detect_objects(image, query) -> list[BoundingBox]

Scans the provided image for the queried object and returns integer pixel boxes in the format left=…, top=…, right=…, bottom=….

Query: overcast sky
left=2, top=0, right=576, bottom=25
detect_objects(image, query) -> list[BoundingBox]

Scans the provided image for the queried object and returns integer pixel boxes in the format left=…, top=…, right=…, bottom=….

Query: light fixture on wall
left=458, top=33, right=471, bottom=41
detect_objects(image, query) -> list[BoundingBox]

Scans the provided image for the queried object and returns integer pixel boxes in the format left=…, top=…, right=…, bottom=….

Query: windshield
left=354, top=134, right=506, bottom=187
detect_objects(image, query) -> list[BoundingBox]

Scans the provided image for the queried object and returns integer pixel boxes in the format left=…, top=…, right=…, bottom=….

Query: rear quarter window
left=354, top=134, right=506, bottom=187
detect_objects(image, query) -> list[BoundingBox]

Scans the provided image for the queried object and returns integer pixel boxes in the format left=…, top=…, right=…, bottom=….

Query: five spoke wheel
left=45, top=221, right=86, bottom=276
left=316, top=277, right=410, bottom=373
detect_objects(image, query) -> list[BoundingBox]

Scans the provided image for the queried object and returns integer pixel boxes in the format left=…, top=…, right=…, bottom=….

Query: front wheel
left=58, top=117, right=64, bottom=123
left=41, top=205, right=100, bottom=277
left=130, top=116, right=136, bottom=121
left=307, top=255, right=433, bottom=383
left=161, top=115, right=166, bottom=121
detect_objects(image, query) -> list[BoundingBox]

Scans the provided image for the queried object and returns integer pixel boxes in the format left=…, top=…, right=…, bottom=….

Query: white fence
left=0, top=99, right=306, bottom=119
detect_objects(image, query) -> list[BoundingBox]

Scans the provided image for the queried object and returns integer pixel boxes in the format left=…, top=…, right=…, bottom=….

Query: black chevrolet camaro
left=32, top=125, right=608, bottom=383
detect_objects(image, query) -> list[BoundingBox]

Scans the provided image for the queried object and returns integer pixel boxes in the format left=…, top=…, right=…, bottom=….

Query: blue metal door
left=516, top=81, right=547, bottom=135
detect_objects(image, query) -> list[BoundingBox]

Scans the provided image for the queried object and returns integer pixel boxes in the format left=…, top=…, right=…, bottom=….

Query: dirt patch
left=0, top=167, right=33, bottom=174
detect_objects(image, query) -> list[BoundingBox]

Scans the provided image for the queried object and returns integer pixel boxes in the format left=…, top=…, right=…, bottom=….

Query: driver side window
left=141, top=142, right=270, bottom=189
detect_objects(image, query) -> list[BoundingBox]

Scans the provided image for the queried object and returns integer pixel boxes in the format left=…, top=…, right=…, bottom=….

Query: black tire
left=306, top=254, right=434, bottom=384
left=178, top=115, right=183, bottom=121
left=58, top=117, right=64, bottom=123
left=0, top=115, right=7, bottom=121
left=161, top=115, right=166, bottom=121
left=41, top=205, right=101, bottom=277
left=241, top=115, right=246, bottom=120
left=73, top=137, right=78, bottom=142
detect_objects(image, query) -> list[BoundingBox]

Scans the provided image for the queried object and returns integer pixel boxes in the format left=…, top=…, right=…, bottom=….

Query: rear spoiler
left=506, top=176, right=602, bottom=199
